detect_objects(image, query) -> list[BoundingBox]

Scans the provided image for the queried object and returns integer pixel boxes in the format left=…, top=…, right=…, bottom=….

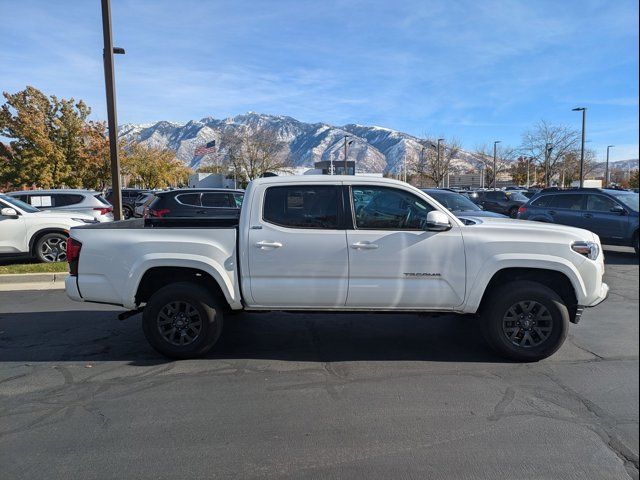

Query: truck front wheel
left=481, top=280, right=569, bottom=362
left=142, top=282, right=223, bottom=359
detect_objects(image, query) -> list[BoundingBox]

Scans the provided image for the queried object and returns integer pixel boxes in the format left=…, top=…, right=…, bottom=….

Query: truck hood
left=464, top=217, right=599, bottom=243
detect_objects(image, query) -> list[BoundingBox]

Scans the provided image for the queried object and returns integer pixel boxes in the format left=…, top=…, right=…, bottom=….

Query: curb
left=0, top=272, right=69, bottom=291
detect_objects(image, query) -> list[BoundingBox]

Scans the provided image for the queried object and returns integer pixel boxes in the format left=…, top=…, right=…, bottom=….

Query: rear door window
left=551, top=194, right=585, bottom=210
left=176, top=193, right=201, bottom=206
left=201, top=193, right=233, bottom=208
left=263, top=185, right=340, bottom=229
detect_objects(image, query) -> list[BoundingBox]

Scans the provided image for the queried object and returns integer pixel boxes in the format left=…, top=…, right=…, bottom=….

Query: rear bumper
left=65, top=276, right=83, bottom=302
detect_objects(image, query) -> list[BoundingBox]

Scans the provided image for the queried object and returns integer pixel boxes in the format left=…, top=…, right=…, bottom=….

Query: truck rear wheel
left=142, top=282, right=223, bottom=359
left=481, top=280, right=569, bottom=362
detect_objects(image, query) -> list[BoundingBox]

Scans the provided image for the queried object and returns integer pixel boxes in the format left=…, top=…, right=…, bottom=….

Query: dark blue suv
left=518, top=189, right=639, bottom=254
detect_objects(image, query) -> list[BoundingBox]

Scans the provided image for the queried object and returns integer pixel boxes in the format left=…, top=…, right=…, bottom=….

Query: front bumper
left=574, top=282, right=609, bottom=324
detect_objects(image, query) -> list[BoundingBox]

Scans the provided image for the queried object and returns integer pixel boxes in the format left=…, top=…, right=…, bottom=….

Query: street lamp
left=101, top=0, right=126, bottom=220
left=343, top=135, right=354, bottom=175
left=605, top=145, right=614, bottom=187
left=544, top=143, right=553, bottom=187
left=493, top=140, right=501, bottom=189
left=436, top=138, right=445, bottom=187
left=572, top=107, right=587, bottom=188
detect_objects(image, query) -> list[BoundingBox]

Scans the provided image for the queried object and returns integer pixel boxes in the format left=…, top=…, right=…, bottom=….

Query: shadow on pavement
left=0, top=309, right=504, bottom=364
left=603, top=250, right=638, bottom=266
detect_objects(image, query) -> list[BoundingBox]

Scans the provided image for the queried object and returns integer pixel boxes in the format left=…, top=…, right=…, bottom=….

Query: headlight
left=571, top=241, right=600, bottom=260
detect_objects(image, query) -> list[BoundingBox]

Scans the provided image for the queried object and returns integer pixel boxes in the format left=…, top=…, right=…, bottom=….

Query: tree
left=520, top=121, right=580, bottom=187
left=557, top=149, right=598, bottom=186
left=414, top=137, right=461, bottom=187
left=0, top=86, right=95, bottom=188
left=221, top=126, right=290, bottom=183
left=473, top=143, right=518, bottom=188
left=509, top=157, right=531, bottom=186
left=630, top=169, right=639, bottom=189
left=122, top=143, right=192, bottom=189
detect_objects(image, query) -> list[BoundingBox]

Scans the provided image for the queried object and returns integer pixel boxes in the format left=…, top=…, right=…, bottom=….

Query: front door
left=0, top=201, right=27, bottom=254
left=247, top=183, right=349, bottom=307
left=346, top=185, right=466, bottom=309
left=584, top=194, right=627, bottom=243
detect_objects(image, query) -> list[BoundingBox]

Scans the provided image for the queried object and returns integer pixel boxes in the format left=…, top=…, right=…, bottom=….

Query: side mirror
left=610, top=205, right=626, bottom=215
left=426, top=210, right=451, bottom=232
left=0, top=207, right=18, bottom=217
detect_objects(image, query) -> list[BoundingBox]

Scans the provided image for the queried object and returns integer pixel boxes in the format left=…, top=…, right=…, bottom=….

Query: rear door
left=346, top=185, right=466, bottom=309
left=247, top=183, right=349, bottom=307
left=200, top=192, right=239, bottom=218
left=584, top=194, right=627, bottom=242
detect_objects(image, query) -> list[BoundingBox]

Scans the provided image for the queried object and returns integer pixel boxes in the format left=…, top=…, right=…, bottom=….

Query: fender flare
left=123, top=253, right=240, bottom=310
left=463, top=254, right=587, bottom=312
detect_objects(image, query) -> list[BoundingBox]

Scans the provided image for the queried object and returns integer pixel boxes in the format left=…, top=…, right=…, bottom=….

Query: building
left=314, top=160, right=356, bottom=175
left=188, top=173, right=237, bottom=189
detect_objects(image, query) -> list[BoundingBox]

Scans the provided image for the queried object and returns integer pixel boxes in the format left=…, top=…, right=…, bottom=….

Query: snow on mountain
left=119, top=113, right=485, bottom=173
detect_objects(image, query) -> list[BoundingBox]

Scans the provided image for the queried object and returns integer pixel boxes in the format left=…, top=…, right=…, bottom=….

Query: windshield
left=0, top=194, right=39, bottom=213
left=608, top=191, right=639, bottom=211
left=424, top=190, right=480, bottom=212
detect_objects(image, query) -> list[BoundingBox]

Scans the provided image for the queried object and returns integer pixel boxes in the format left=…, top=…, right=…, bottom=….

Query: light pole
left=436, top=138, right=444, bottom=187
left=493, top=140, right=501, bottom=189
left=544, top=143, right=553, bottom=187
left=101, top=0, right=126, bottom=220
left=343, top=135, right=354, bottom=175
left=572, top=107, right=587, bottom=188
left=605, top=145, right=614, bottom=187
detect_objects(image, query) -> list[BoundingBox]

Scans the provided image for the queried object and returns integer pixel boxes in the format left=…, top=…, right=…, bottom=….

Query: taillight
left=93, top=206, right=113, bottom=215
left=517, top=206, right=527, bottom=216
left=147, top=208, right=170, bottom=218
left=66, top=238, right=82, bottom=276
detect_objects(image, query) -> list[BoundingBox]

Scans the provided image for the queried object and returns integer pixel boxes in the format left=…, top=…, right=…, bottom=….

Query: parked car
left=472, top=190, right=529, bottom=218
left=518, top=188, right=639, bottom=254
left=134, top=191, right=158, bottom=218
left=0, top=194, right=96, bottom=262
left=65, top=175, right=608, bottom=362
left=421, top=188, right=507, bottom=219
left=145, top=188, right=244, bottom=218
left=5, top=189, right=113, bottom=222
left=105, top=188, right=150, bottom=219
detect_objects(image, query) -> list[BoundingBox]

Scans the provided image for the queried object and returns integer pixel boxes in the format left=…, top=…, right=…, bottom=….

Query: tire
left=508, top=207, right=519, bottom=219
left=481, top=280, right=569, bottom=362
left=123, top=206, right=133, bottom=220
left=34, top=232, right=68, bottom=263
left=142, top=282, right=223, bottom=359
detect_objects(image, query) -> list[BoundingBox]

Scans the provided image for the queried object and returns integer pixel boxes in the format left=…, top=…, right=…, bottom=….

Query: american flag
left=194, top=140, right=216, bottom=156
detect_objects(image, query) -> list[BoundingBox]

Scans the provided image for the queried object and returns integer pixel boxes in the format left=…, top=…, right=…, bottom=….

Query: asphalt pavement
left=0, top=249, right=638, bottom=479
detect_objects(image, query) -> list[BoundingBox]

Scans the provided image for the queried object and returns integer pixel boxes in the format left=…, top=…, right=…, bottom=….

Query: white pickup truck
left=65, top=176, right=609, bottom=361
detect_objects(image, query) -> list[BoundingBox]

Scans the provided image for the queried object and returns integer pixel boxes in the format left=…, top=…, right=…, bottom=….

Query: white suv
left=0, top=194, right=97, bottom=263
left=5, top=189, right=114, bottom=223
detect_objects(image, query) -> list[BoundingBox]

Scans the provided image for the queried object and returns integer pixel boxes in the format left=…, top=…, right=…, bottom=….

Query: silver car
left=5, top=189, right=114, bottom=222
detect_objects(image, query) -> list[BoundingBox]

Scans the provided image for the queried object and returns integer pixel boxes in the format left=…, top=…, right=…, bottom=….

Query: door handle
left=548, top=210, right=556, bottom=215
left=350, top=242, right=379, bottom=250
left=583, top=213, right=593, bottom=218
left=255, top=240, right=283, bottom=249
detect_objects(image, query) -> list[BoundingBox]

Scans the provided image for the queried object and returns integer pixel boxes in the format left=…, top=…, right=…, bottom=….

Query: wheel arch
left=478, top=267, right=579, bottom=320
left=28, top=228, right=69, bottom=255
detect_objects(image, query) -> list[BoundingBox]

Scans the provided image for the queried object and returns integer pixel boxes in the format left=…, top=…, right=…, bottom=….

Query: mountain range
left=119, top=112, right=638, bottom=176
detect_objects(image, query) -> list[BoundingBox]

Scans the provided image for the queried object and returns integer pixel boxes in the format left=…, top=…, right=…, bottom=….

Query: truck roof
left=251, top=175, right=407, bottom=187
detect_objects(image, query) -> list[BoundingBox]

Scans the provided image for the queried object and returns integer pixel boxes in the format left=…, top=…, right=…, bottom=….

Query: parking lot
left=0, top=248, right=638, bottom=479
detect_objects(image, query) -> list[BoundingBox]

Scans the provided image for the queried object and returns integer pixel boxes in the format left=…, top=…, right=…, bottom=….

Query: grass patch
left=0, top=262, right=68, bottom=275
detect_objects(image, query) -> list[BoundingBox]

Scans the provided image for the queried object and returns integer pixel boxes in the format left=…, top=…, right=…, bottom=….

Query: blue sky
left=1, top=0, right=638, bottom=160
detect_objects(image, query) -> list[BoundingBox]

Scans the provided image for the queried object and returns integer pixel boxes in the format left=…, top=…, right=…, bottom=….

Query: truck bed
left=76, top=217, right=240, bottom=230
